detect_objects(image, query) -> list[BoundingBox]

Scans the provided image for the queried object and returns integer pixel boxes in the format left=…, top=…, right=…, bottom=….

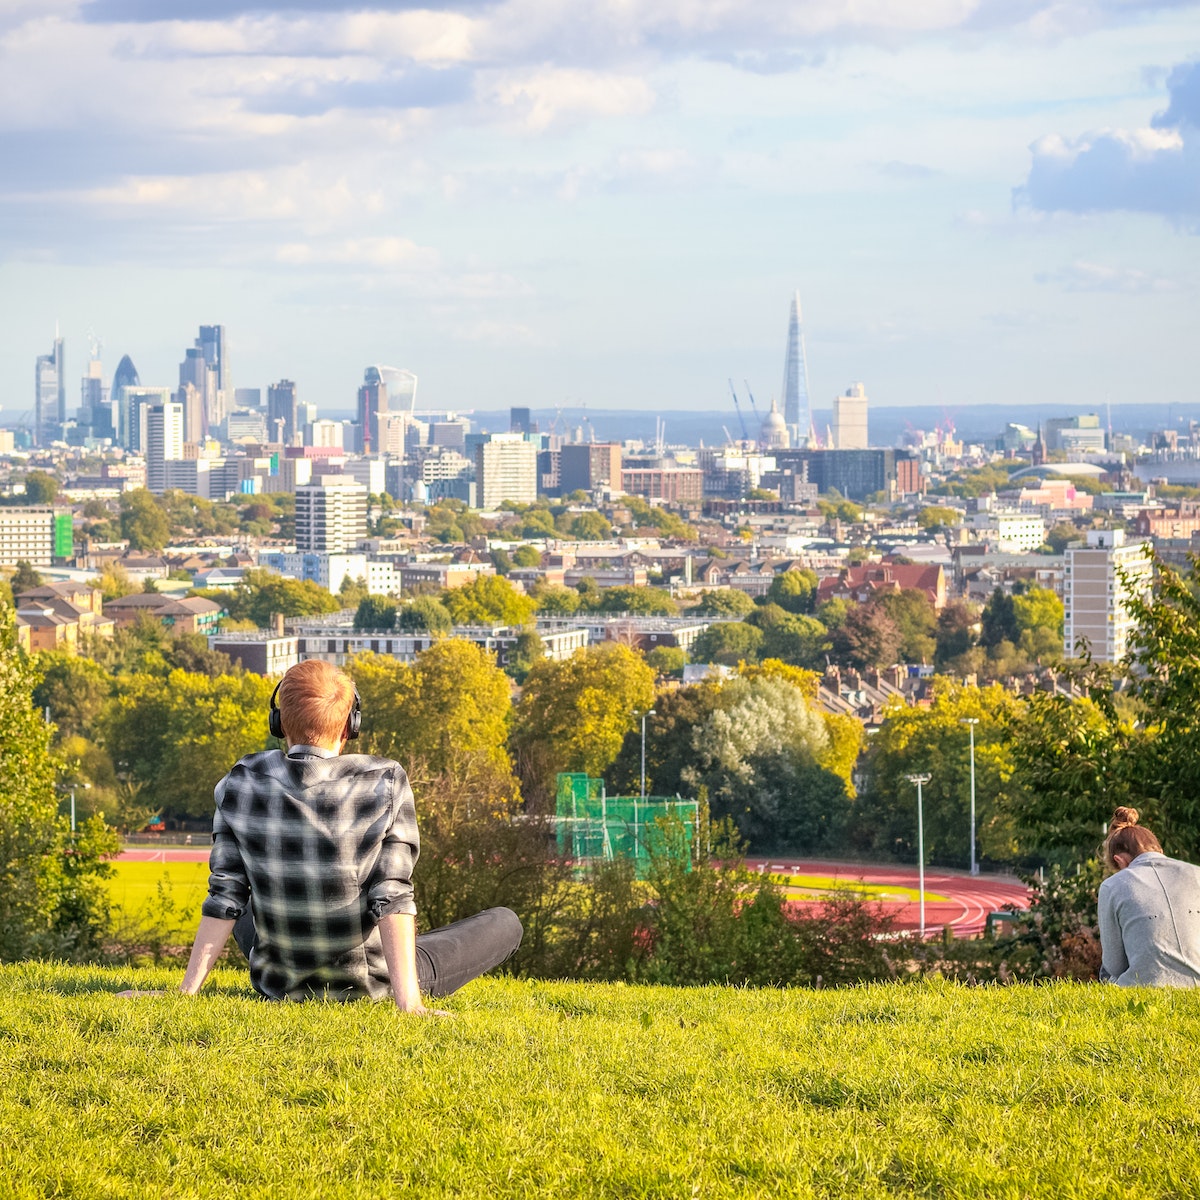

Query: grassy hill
left=2, top=963, right=1197, bottom=1198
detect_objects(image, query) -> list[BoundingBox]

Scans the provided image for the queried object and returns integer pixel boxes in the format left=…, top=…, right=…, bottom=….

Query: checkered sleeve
left=201, top=774, right=251, bottom=921
left=364, top=766, right=420, bottom=922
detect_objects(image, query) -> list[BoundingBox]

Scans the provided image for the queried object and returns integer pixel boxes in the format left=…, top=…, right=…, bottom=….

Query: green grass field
left=105, top=861, right=209, bottom=936
left=2, top=962, right=1197, bottom=1198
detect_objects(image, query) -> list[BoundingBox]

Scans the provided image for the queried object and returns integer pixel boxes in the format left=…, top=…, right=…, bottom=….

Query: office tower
left=781, top=292, right=811, bottom=445
left=295, top=475, right=369, bottom=553
left=146, top=402, right=185, bottom=494
left=832, top=383, right=869, bottom=450
left=179, top=345, right=218, bottom=440
left=559, top=443, right=622, bottom=494
left=510, top=407, right=533, bottom=436
left=357, top=367, right=388, bottom=456
left=377, top=367, right=417, bottom=414
left=475, top=434, right=538, bottom=508
left=268, top=379, right=299, bottom=445
left=1063, top=529, right=1153, bottom=662
left=34, top=333, right=65, bottom=446
left=1045, top=414, right=1106, bottom=454
left=298, top=401, right=318, bottom=430
left=308, top=419, right=344, bottom=450
left=234, top=387, right=261, bottom=409
left=123, top=387, right=172, bottom=453
left=79, top=356, right=106, bottom=433
left=110, top=355, right=140, bottom=448
left=197, top=325, right=230, bottom=426
left=430, top=420, right=469, bottom=452
left=176, top=382, right=205, bottom=445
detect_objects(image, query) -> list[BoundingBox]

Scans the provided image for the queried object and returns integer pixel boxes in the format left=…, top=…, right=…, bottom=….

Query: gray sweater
left=1098, top=852, right=1200, bottom=987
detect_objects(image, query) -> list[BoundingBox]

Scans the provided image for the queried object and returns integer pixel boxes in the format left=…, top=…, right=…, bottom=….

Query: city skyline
left=1, top=3, right=1197, bottom=416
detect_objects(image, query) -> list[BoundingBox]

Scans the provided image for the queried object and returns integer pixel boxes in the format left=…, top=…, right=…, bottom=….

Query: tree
left=690, top=589, right=755, bottom=618
left=505, top=629, right=545, bottom=685
left=832, top=603, right=902, bottom=670
left=442, top=575, right=537, bottom=627
left=759, top=613, right=830, bottom=670
left=23, top=471, right=59, bottom=505
left=875, top=589, right=937, bottom=664
left=9, top=561, right=42, bottom=593
left=1045, top=521, right=1079, bottom=554
left=645, top=646, right=686, bottom=678
left=511, top=644, right=655, bottom=805
left=690, top=621, right=763, bottom=666
left=916, top=505, right=960, bottom=530
left=489, top=548, right=513, bottom=576
left=119, top=489, right=170, bottom=552
left=567, top=512, right=614, bottom=541
left=935, top=601, right=978, bottom=668
left=861, top=680, right=1025, bottom=867
left=678, top=674, right=847, bottom=851
left=511, top=544, right=542, bottom=568
left=532, top=584, right=580, bottom=616
left=594, top=586, right=678, bottom=616
left=396, top=595, right=452, bottom=634
left=32, top=654, right=112, bottom=740
left=338, top=574, right=370, bottom=609
left=93, top=562, right=137, bottom=602
left=981, top=588, right=1019, bottom=650
left=352, top=640, right=515, bottom=783
left=194, top=568, right=340, bottom=628
left=354, top=596, right=398, bottom=631
left=765, top=569, right=818, bottom=614
left=1013, top=586, right=1064, bottom=662
left=103, top=669, right=274, bottom=819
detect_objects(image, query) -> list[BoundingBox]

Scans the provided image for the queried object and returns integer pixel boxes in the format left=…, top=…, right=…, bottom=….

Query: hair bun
left=1111, top=806, right=1140, bottom=829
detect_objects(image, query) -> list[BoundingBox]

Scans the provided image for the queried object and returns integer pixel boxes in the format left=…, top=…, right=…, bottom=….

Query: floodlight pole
left=905, top=773, right=932, bottom=937
left=640, top=709, right=656, bottom=799
left=960, top=718, right=979, bottom=877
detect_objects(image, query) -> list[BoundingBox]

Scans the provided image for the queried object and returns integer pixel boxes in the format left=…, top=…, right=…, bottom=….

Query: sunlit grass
left=2, top=963, right=1197, bottom=1198
left=105, top=860, right=208, bottom=935
left=768, top=873, right=949, bottom=903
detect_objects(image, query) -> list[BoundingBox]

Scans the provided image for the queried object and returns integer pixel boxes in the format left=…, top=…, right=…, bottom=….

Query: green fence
left=554, top=773, right=699, bottom=871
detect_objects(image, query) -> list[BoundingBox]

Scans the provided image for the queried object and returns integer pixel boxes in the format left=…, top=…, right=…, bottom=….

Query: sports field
left=107, top=859, right=209, bottom=933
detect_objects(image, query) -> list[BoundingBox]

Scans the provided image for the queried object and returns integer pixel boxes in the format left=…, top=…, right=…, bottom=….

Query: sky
left=1, top=0, right=1198, bottom=423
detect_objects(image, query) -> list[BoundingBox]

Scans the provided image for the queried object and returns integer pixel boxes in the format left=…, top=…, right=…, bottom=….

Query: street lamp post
left=905, top=773, right=932, bottom=937
left=640, top=710, right=656, bottom=799
left=960, top=718, right=979, bottom=877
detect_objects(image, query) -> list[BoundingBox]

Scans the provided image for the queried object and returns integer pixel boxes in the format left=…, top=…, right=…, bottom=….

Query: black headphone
left=269, top=680, right=362, bottom=742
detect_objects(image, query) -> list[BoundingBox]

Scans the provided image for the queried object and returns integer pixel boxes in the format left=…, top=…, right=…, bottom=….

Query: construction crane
left=743, top=380, right=763, bottom=426
left=727, top=379, right=749, bottom=442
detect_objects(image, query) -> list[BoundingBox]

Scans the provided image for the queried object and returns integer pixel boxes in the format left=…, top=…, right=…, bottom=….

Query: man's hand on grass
left=398, top=1001, right=452, bottom=1017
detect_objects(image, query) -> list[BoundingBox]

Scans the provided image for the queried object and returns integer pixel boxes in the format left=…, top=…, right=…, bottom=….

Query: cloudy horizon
left=1, top=1, right=1197, bottom=422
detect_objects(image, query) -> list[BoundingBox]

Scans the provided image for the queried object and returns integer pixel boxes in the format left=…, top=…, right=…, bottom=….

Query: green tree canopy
left=567, top=512, right=614, bottom=541
left=690, top=621, right=764, bottom=666
left=511, top=644, right=656, bottom=804
left=765, top=569, right=818, bottom=614
left=119, top=489, right=170, bottom=552
left=194, top=569, right=340, bottom=628
left=352, top=640, right=515, bottom=783
left=532, top=584, right=581, bottom=616
left=9, top=561, right=43, bottom=593
left=831, top=603, right=902, bottom=670
left=511, top=544, right=542, bottom=568
left=594, top=586, right=678, bottom=616
left=32, top=654, right=112, bottom=741
left=875, top=589, right=937, bottom=664
left=916, top=505, right=961, bottom=530
left=442, top=575, right=537, bottom=628
left=689, top=589, right=755, bottom=618
left=23, top=471, right=59, bottom=505
left=396, top=595, right=452, bottom=634
left=354, top=596, right=398, bottom=631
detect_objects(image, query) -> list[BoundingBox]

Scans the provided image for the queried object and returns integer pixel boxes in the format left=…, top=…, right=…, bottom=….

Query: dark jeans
left=232, top=906, right=523, bottom=1000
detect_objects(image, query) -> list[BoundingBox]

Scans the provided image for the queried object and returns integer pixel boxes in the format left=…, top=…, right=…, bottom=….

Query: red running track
left=744, top=858, right=1030, bottom=938
left=119, top=849, right=1030, bottom=939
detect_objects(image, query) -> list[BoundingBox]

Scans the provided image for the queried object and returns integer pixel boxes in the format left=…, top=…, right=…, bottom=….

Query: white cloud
left=1035, top=259, right=1183, bottom=291
left=484, top=68, right=657, bottom=131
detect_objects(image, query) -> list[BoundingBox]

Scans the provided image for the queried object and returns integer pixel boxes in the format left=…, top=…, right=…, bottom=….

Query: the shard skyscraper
left=780, top=292, right=811, bottom=445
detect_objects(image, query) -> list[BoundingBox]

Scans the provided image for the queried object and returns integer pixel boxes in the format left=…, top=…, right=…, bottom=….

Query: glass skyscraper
left=781, top=292, right=811, bottom=446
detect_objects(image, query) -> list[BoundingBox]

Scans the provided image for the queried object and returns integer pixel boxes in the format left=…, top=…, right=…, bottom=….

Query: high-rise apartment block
left=1063, top=529, right=1152, bottom=663
left=832, top=383, right=868, bottom=450
left=295, top=475, right=369, bottom=553
left=34, top=334, right=65, bottom=446
left=476, top=434, right=538, bottom=508
left=0, top=507, right=73, bottom=567
left=146, top=402, right=185, bottom=494
left=268, top=380, right=299, bottom=446
left=560, top=443, right=622, bottom=495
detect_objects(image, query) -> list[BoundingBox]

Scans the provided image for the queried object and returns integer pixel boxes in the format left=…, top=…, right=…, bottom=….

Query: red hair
left=276, top=660, right=356, bottom=747
left=1103, top=807, right=1163, bottom=870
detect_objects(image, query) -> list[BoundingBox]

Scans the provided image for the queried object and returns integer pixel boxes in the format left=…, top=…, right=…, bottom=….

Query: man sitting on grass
left=176, top=659, right=522, bottom=1012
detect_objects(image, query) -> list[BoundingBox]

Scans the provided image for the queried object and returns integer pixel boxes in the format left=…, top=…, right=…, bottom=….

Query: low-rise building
left=103, top=593, right=223, bottom=635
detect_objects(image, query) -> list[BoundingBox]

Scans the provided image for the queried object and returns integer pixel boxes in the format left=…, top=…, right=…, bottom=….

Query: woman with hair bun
left=1098, top=807, right=1200, bottom=987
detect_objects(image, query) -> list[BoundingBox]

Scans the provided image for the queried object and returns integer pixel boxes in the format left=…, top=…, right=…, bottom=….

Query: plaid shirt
left=202, top=746, right=420, bottom=1001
